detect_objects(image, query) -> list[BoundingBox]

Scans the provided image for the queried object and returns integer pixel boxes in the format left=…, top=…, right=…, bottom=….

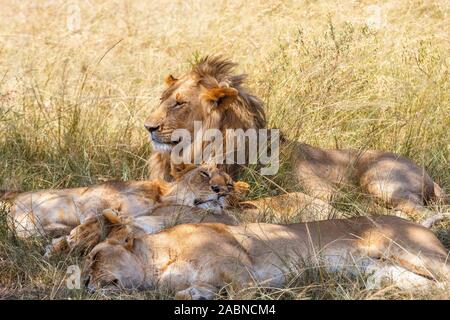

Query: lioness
left=83, top=216, right=449, bottom=299
left=144, top=56, right=448, bottom=220
left=1, top=164, right=238, bottom=239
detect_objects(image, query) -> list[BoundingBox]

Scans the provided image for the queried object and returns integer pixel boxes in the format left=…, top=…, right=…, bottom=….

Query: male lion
left=144, top=56, right=266, bottom=181
left=83, top=216, right=449, bottom=299
left=1, top=164, right=240, bottom=239
left=144, top=56, right=448, bottom=221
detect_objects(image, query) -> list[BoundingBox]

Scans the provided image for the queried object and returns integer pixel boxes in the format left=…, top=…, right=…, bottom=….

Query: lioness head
left=168, top=163, right=248, bottom=212
left=144, top=56, right=266, bottom=154
left=83, top=236, right=146, bottom=292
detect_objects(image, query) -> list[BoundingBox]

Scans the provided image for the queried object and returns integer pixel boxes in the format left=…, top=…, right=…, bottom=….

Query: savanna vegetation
left=0, top=0, right=448, bottom=299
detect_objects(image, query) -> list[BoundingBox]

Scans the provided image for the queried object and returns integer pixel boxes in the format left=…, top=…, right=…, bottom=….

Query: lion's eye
left=172, top=101, right=186, bottom=109
left=199, top=170, right=209, bottom=178
left=227, top=183, right=234, bottom=189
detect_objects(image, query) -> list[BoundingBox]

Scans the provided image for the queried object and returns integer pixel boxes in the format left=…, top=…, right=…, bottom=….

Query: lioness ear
left=201, top=87, right=238, bottom=109
left=170, top=162, right=196, bottom=180
left=164, top=74, right=177, bottom=86
left=234, top=181, right=250, bottom=197
left=102, top=209, right=121, bottom=224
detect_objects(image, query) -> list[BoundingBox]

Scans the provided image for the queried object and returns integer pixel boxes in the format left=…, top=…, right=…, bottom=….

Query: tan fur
left=55, top=204, right=240, bottom=256
left=8, top=164, right=239, bottom=239
left=83, top=216, right=450, bottom=298
left=237, top=191, right=342, bottom=222
left=0, top=189, right=20, bottom=201
left=292, top=143, right=449, bottom=220
left=145, top=57, right=448, bottom=221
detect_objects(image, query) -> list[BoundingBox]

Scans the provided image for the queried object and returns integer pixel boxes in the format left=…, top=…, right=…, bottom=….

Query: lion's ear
left=234, top=181, right=250, bottom=198
left=201, top=87, right=238, bottom=109
left=164, top=74, right=177, bottom=86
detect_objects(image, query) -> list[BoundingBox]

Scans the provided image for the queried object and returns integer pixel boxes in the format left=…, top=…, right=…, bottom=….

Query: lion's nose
left=211, top=185, right=221, bottom=193
left=144, top=123, right=160, bottom=133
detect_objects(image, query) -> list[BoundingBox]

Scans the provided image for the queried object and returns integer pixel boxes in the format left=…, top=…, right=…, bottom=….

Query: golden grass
left=0, top=0, right=449, bottom=299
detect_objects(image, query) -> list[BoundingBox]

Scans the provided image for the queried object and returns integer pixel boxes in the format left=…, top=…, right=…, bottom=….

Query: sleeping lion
left=0, top=164, right=241, bottom=239
left=83, top=215, right=449, bottom=299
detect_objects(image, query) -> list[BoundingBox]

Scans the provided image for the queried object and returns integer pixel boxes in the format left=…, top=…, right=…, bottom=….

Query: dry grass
left=0, top=0, right=449, bottom=299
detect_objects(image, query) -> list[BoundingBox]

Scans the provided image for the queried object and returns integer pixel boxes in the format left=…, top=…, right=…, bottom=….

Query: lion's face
left=144, top=57, right=266, bottom=181
left=172, top=164, right=240, bottom=213
left=83, top=239, right=146, bottom=292
left=144, top=73, right=238, bottom=153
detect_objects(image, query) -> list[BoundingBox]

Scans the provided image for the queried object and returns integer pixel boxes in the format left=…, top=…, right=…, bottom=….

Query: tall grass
left=0, top=0, right=448, bottom=299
